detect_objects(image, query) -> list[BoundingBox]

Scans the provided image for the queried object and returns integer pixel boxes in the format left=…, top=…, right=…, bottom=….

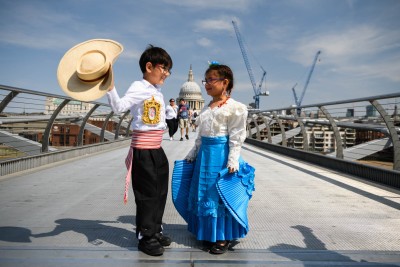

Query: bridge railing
left=2, top=85, right=399, bottom=185
left=246, top=92, right=400, bottom=175
left=0, top=84, right=132, bottom=174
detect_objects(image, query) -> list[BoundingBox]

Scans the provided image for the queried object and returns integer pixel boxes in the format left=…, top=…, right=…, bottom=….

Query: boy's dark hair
left=139, top=44, right=173, bottom=74
left=205, top=64, right=234, bottom=95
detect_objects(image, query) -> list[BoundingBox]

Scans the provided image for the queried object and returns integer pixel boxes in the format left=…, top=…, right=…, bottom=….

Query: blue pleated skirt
left=186, top=136, right=247, bottom=242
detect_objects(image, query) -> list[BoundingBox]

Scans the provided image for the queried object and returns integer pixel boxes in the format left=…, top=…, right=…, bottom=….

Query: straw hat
left=57, top=39, right=123, bottom=102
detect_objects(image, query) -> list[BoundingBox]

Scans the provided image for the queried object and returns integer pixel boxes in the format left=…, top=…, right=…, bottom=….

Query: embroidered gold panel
left=142, top=96, right=161, bottom=124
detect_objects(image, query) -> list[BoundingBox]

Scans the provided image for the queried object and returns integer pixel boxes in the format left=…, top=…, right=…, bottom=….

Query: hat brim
left=57, top=39, right=123, bottom=102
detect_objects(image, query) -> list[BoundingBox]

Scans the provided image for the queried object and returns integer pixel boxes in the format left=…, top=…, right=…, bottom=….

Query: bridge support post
left=261, top=115, right=272, bottom=143
left=370, top=99, right=400, bottom=171
left=100, top=111, right=114, bottom=142
left=115, top=110, right=130, bottom=140
left=246, top=119, right=252, bottom=139
left=319, top=106, right=343, bottom=159
left=0, top=91, right=19, bottom=113
left=126, top=118, right=133, bottom=137
left=77, top=104, right=100, bottom=146
left=42, top=99, right=70, bottom=152
left=252, top=116, right=262, bottom=140
left=273, top=112, right=287, bottom=147
left=291, top=109, right=309, bottom=151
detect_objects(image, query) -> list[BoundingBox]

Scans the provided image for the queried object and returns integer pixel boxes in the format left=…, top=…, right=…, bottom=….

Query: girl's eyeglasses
left=201, top=78, right=224, bottom=85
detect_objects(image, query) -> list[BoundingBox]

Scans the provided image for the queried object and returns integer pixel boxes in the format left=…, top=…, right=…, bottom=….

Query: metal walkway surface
left=1, top=131, right=400, bottom=266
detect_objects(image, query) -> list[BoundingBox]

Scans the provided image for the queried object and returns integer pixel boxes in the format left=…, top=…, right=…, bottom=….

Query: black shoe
left=210, top=240, right=230, bottom=255
left=202, top=240, right=214, bottom=252
left=180, top=137, right=183, bottom=141
left=138, top=237, right=164, bottom=256
left=155, top=233, right=171, bottom=246
left=185, top=134, right=189, bottom=140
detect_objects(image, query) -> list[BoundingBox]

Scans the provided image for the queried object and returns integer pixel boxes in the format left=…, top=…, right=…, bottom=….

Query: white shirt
left=165, top=104, right=178, bottom=120
left=185, top=98, right=248, bottom=170
left=107, top=79, right=167, bottom=131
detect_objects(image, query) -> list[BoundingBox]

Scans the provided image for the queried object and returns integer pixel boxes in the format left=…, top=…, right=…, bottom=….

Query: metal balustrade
left=0, top=84, right=132, bottom=174
left=246, top=92, right=400, bottom=175
left=1, top=84, right=399, bottom=186
left=244, top=92, right=400, bottom=189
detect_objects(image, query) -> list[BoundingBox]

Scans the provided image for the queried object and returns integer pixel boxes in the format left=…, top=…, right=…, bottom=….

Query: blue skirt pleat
left=187, top=136, right=247, bottom=242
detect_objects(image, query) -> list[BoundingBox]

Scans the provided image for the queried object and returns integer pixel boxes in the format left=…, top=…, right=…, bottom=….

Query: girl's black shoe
left=210, top=240, right=230, bottom=255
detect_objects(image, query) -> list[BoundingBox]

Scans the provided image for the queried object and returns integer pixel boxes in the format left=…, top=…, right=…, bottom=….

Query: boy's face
left=144, top=62, right=171, bottom=86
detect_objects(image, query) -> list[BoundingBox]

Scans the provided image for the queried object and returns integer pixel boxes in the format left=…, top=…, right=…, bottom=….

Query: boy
left=107, top=45, right=173, bottom=256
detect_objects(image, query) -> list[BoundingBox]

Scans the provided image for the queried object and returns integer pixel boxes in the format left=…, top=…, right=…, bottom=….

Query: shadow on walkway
left=0, top=215, right=193, bottom=248
left=269, top=225, right=398, bottom=266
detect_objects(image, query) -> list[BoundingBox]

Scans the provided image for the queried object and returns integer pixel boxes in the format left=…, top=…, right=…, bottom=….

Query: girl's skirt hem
left=172, top=136, right=255, bottom=243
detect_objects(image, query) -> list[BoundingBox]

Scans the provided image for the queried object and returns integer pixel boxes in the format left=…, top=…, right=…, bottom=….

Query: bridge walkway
left=1, top=130, right=399, bottom=266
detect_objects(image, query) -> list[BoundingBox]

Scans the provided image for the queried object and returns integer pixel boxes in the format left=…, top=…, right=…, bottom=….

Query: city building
left=45, top=97, right=95, bottom=115
left=293, top=125, right=356, bottom=153
left=177, top=65, right=204, bottom=111
left=366, top=105, right=377, bottom=117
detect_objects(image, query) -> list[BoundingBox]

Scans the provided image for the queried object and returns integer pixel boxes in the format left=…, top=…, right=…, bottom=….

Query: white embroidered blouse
left=185, top=98, right=248, bottom=170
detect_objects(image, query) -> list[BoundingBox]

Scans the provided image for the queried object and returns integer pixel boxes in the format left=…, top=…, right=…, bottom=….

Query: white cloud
left=345, top=0, right=357, bottom=9
left=162, top=0, right=256, bottom=10
left=197, top=37, right=213, bottom=47
left=119, top=49, right=142, bottom=60
left=283, top=25, right=400, bottom=83
left=0, top=2, right=92, bottom=50
left=303, top=27, right=394, bottom=59
left=194, top=18, right=233, bottom=32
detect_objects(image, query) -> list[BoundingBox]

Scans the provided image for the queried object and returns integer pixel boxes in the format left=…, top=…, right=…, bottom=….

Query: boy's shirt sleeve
left=107, top=83, right=140, bottom=114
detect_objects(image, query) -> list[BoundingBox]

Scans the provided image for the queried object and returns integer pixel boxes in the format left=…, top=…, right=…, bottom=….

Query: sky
left=0, top=0, right=399, bottom=110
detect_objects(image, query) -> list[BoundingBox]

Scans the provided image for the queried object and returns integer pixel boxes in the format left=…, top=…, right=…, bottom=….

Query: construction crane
left=232, top=20, right=269, bottom=109
left=292, top=50, right=321, bottom=115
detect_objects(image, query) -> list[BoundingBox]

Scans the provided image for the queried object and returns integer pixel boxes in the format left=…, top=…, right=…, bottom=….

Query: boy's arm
left=106, top=83, right=139, bottom=114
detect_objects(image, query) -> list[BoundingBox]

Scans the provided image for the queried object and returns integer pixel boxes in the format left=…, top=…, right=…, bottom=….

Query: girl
left=172, top=63, right=255, bottom=254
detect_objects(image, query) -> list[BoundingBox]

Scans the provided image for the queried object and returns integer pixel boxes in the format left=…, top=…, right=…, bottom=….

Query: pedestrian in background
left=191, top=109, right=198, bottom=132
left=178, top=98, right=190, bottom=141
left=165, top=98, right=178, bottom=140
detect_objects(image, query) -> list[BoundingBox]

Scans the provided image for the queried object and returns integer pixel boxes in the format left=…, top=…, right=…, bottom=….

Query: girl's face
left=203, top=70, right=228, bottom=98
left=144, top=62, right=171, bottom=86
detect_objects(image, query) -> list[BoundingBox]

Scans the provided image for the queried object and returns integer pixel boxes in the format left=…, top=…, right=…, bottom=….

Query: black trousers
left=131, top=147, right=169, bottom=239
left=166, top=118, right=178, bottom=137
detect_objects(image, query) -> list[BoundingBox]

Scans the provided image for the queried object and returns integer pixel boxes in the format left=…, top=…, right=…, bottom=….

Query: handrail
left=0, top=84, right=131, bottom=161
left=247, top=92, right=400, bottom=171
left=1, top=84, right=399, bottom=174
left=251, top=92, right=400, bottom=114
